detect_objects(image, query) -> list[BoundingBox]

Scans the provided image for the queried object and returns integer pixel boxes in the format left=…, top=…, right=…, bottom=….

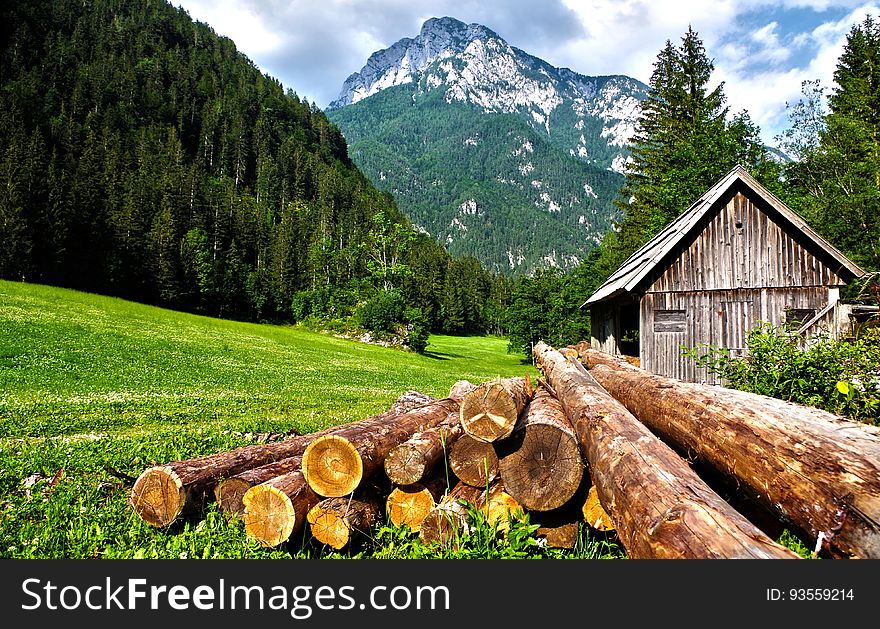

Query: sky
left=170, top=0, right=880, bottom=146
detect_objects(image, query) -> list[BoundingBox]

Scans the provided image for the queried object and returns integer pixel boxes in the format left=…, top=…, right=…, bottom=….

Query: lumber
left=533, top=341, right=800, bottom=559
left=498, top=386, right=584, bottom=511
left=582, top=352, right=880, bottom=559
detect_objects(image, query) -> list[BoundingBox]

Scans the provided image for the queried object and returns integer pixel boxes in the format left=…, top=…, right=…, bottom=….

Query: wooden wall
left=645, top=190, right=846, bottom=293
left=592, top=186, right=850, bottom=384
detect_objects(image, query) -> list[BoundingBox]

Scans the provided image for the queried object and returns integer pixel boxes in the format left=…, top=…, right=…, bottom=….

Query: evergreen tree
left=783, top=17, right=880, bottom=272
left=601, top=27, right=776, bottom=276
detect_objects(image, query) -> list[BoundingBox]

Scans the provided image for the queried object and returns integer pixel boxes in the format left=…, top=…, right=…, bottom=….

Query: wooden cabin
left=584, top=165, right=866, bottom=384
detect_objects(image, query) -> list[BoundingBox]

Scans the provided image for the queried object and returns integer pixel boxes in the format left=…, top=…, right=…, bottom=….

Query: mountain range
left=326, top=16, right=650, bottom=275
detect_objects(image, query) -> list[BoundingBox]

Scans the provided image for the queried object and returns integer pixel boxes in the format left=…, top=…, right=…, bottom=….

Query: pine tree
left=604, top=27, right=773, bottom=274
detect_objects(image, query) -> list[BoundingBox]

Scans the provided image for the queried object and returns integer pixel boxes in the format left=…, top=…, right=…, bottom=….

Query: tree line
left=0, top=0, right=507, bottom=350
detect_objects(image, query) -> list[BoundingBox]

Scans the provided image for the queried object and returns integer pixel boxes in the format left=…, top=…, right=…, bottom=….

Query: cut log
left=302, top=397, right=460, bottom=498
left=459, top=377, right=532, bottom=442
left=483, top=484, right=524, bottom=533
left=448, top=433, right=499, bottom=487
left=498, top=387, right=584, bottom=511
left=448, top=380, right=477, bottom=401
left=536, top=522, right=580, bottom=550
left=582, top=484, right=614, bottom=532
left=583, top=355, right=880, bottom=559
left=241, top=468, right=321, bottom=548
left=214, top=455, right=303, bottom=517
left=418, top=481, right=485, bottom=549
left=384, top=411, right=461, bottom=485
left=386, top=476, right=450, bottom=533
left=129, top=390, right=434, bottom=527
left=307, top=495, right=382, bottom=550
left=533, top=341, right=800, bottom=559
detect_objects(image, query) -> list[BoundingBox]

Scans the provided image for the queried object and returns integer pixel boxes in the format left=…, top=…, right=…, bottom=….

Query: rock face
left=329, top=16, right=648, bottom=174
left=327, top=17, right=650, bottom=274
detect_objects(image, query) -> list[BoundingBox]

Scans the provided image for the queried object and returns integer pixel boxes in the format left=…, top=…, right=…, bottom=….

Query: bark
left=584, top=355, right=880, bottom=559
left=533, top=341, right=800, bottom=559
left=385, top=475, right=450, bottom=533
left=214, top=455, right=303, bottom=517
left=384, top=411, right=461, bottom=485
left=307, top=495, right=382, bottom=550
left=448, top=433, right=499, bottom=487
left=418, top=479, right=517, bottom=549
left=302, top=398, right=460, bottom=497
left=498, top=387, right=585, bottom=511
left=459, top=377, right=533, bottom=442
left=241, top=468, right=321, bottom=548
left=130, top=390, right=434, bottom=527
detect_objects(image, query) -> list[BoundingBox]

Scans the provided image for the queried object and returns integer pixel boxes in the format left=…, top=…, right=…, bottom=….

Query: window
left=785, top=308, right=815, bottom=326
left=654, top=309, right=685, bottom=333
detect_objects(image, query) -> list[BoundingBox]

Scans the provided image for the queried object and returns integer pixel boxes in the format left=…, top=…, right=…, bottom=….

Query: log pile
left=128, top=343, right=880, bottom=559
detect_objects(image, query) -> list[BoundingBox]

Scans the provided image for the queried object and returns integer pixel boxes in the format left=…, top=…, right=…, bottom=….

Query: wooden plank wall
left=641, top=287, right=831, bottom=384
left=646, top=191, right=845, bottom=293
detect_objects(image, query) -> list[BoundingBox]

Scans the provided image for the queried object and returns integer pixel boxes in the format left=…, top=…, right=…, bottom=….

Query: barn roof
left=584, top=164, right=866, bottom=306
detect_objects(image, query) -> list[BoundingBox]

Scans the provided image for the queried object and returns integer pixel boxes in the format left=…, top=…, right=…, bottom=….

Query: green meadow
left=0, top=280, right=625, bottom=559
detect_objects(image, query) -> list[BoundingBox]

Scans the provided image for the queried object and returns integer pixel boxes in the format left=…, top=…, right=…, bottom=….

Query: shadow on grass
left=422, top=351, right=463, bottom=360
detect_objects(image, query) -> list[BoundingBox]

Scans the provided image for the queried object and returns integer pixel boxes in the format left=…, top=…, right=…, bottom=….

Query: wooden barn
left=584, top=165, right=866, bottom=384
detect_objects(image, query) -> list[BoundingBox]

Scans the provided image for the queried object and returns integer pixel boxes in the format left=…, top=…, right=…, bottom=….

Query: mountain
left=327, top=17, right=649, bottom=274
left=0, top=0, right=505, bottom=337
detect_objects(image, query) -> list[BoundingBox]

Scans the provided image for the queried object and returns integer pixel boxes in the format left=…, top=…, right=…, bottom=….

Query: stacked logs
left=128, top=342, right=880, bottom=559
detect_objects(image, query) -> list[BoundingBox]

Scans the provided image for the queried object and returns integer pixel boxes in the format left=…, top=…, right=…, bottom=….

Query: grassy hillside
left=0, top=280, right=625, bottom=559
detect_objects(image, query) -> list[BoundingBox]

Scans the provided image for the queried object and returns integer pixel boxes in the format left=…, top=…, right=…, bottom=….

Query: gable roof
left=584, top=165, right=866, bottom=306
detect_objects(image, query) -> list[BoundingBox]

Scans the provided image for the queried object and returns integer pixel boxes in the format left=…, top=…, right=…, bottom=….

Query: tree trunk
left=498, top=387, right=585, bottom=511
left=448, top=433, right=499, bottom=487
left=130, top=390, right=433, bottom=527
left=384, top=412, right=461, bottom=485
left=385, top=475, right=450, bottom=533
left=307, top=495, right=382, bottom=550
left=241, top=468, right=321, bottom=548
left=582, top=354, right=880, bottom=559
left=533, top=342, right=800, bottom=559
left=214, top=455, right=303, bottom=517
left=459, top=377, right=532, bottom=442
left=302, top=398, right=460, bottom=497
left=418, top=479, right=516, bottom=549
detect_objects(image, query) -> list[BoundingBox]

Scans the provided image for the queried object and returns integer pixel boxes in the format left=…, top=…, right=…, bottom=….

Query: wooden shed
left=584, top=165, right=866, bottom=384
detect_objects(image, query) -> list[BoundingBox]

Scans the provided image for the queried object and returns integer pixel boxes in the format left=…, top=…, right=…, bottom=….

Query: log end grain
left=485, top=490, right=524, bottom=533
left=242, top=484, right=296, bottom=548
left=459, top=381, right=518, bottom=442
left=536, top=522, right=580, bottom=549
left=383, top=444, right=426, bottom=487
left=418, top=505, right=468, bottom=550
left=307, top=502, right=351, bottom=550
left=214, top=478, right=251, bottom=518
left=499, top=423, right=584, bottom=512
left=582, top=485, right=615, bottom=531
left=386, top=484, right=439, bottom=533
left=448, top=434, right=499, bottom=487
left=302, top=435, right=363, bottom=498
left=130, top=465, right=186, bottom=528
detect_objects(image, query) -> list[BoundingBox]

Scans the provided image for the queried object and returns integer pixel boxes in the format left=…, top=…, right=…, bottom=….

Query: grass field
left=0, top=280, right=625, bottom=559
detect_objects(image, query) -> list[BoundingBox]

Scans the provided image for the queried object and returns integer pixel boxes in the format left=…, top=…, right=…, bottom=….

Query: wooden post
left=533, top=341, right=800, bottom=559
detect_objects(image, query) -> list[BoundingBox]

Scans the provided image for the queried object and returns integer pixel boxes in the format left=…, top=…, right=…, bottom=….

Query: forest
left=0, top=0, right=508, bottom=351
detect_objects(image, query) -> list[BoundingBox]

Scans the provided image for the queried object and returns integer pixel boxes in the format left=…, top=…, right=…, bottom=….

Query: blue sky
left=171, top=1, right=880, bottom=145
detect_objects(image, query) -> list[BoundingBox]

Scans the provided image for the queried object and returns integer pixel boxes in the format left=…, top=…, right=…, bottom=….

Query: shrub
left=356, top=290, right=406, bottom=332
left=684, top=324, right=880, bottom=424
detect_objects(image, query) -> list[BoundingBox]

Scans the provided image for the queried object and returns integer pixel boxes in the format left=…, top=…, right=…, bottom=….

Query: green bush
left=684, top=324, right=880, bottom=424
left=404, top=308, right=430, bottom=354
left=356, top=290, right=406, bottom=332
